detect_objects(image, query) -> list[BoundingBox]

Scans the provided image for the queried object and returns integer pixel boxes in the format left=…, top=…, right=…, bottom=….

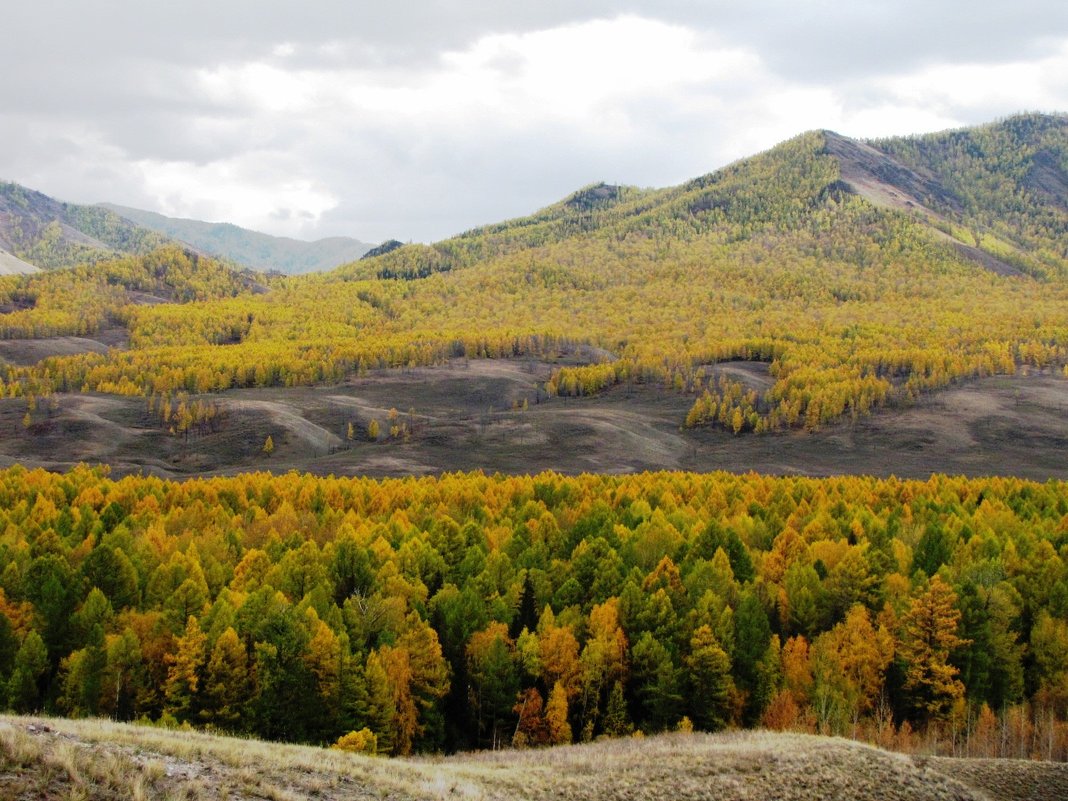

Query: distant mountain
left=101, top=204, right=374, bottom=274
left=0, top=181, right=170, bottom=269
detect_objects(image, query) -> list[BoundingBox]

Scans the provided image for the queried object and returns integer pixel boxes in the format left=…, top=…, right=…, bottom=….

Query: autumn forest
left=1, top=113, right=1068, bottom=762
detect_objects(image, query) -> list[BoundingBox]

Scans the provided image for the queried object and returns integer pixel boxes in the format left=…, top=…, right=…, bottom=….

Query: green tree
left=466, top=624, right=519, bottom=748
left=104, top=628, right=144, bottom=720
left=81, top=546, right=140, bottom=610
left=685, top=625, right=734, bottom=731
left=7, top=631, right=49, bottom=712
left=630, top=631, right=681, bottom=732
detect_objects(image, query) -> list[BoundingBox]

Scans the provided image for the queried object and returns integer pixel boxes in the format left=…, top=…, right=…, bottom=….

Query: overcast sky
left=3, top=2, right=1067, bottom=243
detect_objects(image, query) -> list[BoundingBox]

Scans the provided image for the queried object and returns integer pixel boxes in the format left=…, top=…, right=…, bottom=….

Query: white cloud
left=135, top=156, right=338, bottom=236
left=1, top=8, right=1067, bottom=243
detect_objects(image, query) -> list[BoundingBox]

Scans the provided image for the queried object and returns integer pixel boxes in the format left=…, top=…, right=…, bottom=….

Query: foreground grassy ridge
left=3, top=715, right=1043, bottom=801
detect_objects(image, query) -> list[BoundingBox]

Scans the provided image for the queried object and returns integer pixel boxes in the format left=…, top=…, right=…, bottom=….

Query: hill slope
left=0, top=182, right=171, bottom=269
left=0, top=250, right=38, bottom=276
left=101, top=203, right=374, bottom=274
left=7, top=717, right=1059, bottom=801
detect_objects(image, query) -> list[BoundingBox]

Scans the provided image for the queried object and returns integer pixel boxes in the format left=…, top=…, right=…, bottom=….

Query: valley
left=0, top=356, right=1066, bottom=480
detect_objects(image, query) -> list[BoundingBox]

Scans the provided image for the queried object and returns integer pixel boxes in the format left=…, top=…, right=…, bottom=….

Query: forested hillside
left=0, top=246, right=264, bottom=342
left=1, top=467, right=1066, bottom=757
left=2, top=115, right=1067, bottom=437
left=0, top=183, right=172, bottom=270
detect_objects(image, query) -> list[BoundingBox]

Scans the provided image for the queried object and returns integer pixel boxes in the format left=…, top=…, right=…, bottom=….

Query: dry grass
left=928, top=755, right=1068, bottom=801
left=2, top=716, right=1063, bottom=801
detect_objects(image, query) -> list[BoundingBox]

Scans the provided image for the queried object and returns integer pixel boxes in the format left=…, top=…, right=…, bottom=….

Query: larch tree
left=897, top=575, right=968, bottom=722
left=202, top=626, right=249, bottom=729
left=545, top=680, right=573, bottom=745
left=165, top=616, right=208, bottom=722
left=685, top=624, right=734, bottom=731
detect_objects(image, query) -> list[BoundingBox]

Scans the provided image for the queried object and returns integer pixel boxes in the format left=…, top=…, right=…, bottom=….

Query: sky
left=3, top=2, right=1068, bottom=244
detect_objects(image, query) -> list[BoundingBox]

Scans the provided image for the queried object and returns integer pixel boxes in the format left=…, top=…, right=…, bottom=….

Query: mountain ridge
left=100, top=203, right=374, bottom=274
left=344, top=113, right=1066, bottom=282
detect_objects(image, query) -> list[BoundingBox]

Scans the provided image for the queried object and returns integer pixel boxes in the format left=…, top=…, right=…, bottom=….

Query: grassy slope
left=7, top=715, right=1060, bottom=801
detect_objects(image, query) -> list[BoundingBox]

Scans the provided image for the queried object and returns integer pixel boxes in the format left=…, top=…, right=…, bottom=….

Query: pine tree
left=262, top=435, right=274, bottom=457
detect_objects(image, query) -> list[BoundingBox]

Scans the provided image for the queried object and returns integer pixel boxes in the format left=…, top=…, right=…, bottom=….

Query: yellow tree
left=165, top=616, right=207, bottom=721
left=545, top=681, right=572, bottom=745
left=202, top=626, right=250, bottom=728
left=897, top=575, right=968, bottom=722
left=304, top=615, right=342, bottom=709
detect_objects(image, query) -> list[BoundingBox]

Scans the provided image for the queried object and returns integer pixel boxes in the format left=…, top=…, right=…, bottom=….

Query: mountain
left=101, top=203, right=374, bottom=274
left=345, top=112, right=1068, bottom=282
left=3, top=113, right=1067, bottom=448
left=0, top=181, right=171, bottom=269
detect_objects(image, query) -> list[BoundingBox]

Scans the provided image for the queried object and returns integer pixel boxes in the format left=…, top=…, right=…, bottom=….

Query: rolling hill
left=101, top=203, right=375, bottom=274
left=2, top=717, right=1065, bottom=801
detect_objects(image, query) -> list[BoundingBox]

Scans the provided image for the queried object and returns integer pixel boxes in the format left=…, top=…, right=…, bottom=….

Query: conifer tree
left=7, top=631, right=48, bottom=712
left=546, top=681, right=572, bottom=745
left=202, top=627, right=249, bottom=729
left=897, top=575, right=968, bottom=722
left=165, top=616, right=207, bottom=722
left=686, top=625, right=734, bottom=731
